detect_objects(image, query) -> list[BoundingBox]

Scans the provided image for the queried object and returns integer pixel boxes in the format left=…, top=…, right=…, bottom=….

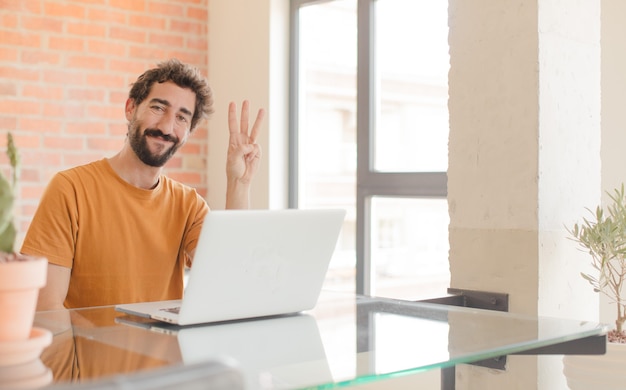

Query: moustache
left=144, top=129, right=178, bottom=143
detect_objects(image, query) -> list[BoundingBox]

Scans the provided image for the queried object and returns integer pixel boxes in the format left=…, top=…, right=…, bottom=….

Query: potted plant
left=0, top=133, right=48, bottom=344
left=563, top=184, right=626, bottom=389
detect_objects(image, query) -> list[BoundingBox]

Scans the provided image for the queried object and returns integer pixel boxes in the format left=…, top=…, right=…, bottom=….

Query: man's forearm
left=225, top=179, right=251, bottom=209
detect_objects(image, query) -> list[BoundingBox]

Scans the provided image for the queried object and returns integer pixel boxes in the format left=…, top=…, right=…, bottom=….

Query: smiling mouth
left=148, top=134, right=174, bottom=144
left=144, top=129, right=177, bottom=143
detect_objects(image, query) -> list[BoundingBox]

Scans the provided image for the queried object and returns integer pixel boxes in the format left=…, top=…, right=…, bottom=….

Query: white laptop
left=115, top=209, right=345, bottom=326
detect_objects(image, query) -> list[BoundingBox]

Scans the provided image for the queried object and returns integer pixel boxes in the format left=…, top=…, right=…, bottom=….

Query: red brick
left=25, top=0, right=43, bottom=13
left=66, top=122, right=107, bottom=135
left=19, top=168, right=41, bottom=183
left=10, top=134, right=41, bottom=150
left=43, top=135, right=84, bottom=150
left=87, top=39, right=127, bottom=57
left=21, top=50, right=62, bottom=65
left=109, top=0, right=145, bottom=11
left=20, top=184, right=48, bottom=202
left=87, top=8, right=127, bottom=25
left=129, top=15, right=166, bottom=29
left=191, top=125, right=208, bottom=139
left=85, top=73, right=126, bottom=88
left=20, top=204, right=38, bottom=220
left=0, top=47, right=19, bottom=62
left=19, top=118, right=63, bottom=133
left=128, top=45, right=168, bottom=61
left=165, top=156, right=182, bottom=168
left=67, top=21, right=107, bottom=38
left=44, top=2, right=86, bottom=18
left=0, top=66, right=38, bottom=82
left=109, top=91, right=129, bottom=105
left=86, top=104, right=122, bottom=121
left=22, top=84, right=64, bottom=100
left=109, top=59, right=149, bottom=74
left=67, top=87, right=106, bottom=102
left=0, top=99, right=40, bottom=116
left=86, top=136, right=124, bottom=151
left=66, top=55, right=107, bottom=70
left=186, top=37, right=209, bottom=52
left=20, top=151, right=62, bottom=167
left=110, top=26, right=146, bottom=43
left=42, top=102, right=84, bottom=118
left=63, top=152, right=106, bottom=167
left=42, top=69, right=84, bottom=85
left=21, top=15, right=65, bottom=32
left=180, top=141, right=200, bottom=154
left=0, top=116, right=17, bottom=130
left=0, top=30, right=42, bottom=48
left=187, top=6, right=208, bottom=21
left=149, top=32, right=185, bottom=48
left=48, top=35, right=85, bottom=51
left=67, top=0, right=108, bottom=5
left=108, top=121, right=128, bottom=135
left=148, top=2, right=184, bottom=17
left=0, top=83, right=17, bottom=96
left=0, top=13, right=19, bottom=28
left=170, top=20, right=206, bottom=35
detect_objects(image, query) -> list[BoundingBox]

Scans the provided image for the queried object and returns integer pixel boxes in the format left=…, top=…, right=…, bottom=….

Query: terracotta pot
left=0, top=256, right=47, bottom=342
left=562, top=341, right=626, bottom=390
left=0, top=358, right=52, bottom=389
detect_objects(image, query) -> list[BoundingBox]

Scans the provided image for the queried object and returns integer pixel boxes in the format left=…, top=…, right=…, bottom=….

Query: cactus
left=0, top=133, right=19, bottom=254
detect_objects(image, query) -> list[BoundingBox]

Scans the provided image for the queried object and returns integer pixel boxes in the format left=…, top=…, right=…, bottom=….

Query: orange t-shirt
left=21, top=159, right=209, bottom=308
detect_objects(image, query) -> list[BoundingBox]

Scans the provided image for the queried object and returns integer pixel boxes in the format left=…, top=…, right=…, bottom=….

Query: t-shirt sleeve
left=183, top=192, right=209, bottom=268
left=21, top=173, right=78, bottom=268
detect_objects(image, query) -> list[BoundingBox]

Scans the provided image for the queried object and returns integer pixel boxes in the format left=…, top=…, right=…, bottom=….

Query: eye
left=176, top=114, right=188, bottom=123
left=151, top=105, right=165, bottom=113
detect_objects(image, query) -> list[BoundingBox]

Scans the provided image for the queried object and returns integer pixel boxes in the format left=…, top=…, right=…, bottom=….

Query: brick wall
left=0, top=0, right=210, bottom=245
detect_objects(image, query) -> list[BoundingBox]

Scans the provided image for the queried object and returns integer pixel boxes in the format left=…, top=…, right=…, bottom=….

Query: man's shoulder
left=56, top=159, right=108, bottom=180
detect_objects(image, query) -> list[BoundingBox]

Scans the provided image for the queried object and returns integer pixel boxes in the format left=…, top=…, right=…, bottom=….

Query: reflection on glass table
left=34, top=291, right=607, bottom=389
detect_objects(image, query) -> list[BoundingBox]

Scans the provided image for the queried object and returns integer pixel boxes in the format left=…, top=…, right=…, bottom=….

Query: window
left=291, top=0, right=449, bottom=299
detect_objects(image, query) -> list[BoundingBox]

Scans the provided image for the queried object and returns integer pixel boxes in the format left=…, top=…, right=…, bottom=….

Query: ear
left=125, top=98, right=137, bottom=121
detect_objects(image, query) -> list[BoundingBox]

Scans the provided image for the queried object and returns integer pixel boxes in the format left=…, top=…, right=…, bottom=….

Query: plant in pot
left=0, top=133, right=48, bottom=345
left=563, top=184, right=626, bottom=389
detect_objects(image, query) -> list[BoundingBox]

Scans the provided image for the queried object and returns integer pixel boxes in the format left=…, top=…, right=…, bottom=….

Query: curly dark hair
left=128, top=59, right=214, bottom=132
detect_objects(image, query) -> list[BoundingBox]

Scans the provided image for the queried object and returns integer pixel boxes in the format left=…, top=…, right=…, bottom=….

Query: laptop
left=115, top=208, right=345, bottom=325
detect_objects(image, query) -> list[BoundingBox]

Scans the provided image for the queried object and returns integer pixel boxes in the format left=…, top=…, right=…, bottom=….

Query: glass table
left=27, top=291, right=606, bottom=389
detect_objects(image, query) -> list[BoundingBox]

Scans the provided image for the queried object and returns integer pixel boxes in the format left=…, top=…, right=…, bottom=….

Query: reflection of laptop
left=116, top=209, right=345, bottom=326
left=114, top=314, right=333, bottom=389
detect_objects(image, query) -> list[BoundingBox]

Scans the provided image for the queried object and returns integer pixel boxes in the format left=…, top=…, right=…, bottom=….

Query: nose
left=156, top=111, right=176, bottom=136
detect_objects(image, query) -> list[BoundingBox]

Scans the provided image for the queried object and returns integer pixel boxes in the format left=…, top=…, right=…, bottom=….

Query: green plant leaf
left=0, top=219, right=15, bottom=253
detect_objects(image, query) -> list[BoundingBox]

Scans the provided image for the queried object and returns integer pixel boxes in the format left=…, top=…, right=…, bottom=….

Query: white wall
left=207, top=0, right=289, bottom=210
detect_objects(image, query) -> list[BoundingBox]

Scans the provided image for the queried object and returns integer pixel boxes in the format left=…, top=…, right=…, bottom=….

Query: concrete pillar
left=448, top=1, right=600, bottom=388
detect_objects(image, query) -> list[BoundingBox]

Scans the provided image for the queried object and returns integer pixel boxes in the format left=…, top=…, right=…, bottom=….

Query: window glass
left=373, top=0, right=449, bottom=172
left=371, top=197, right=450, bottom=299
left=296, top=0, right=449, bottom=298
left=298, top=0, right=358, bottom=292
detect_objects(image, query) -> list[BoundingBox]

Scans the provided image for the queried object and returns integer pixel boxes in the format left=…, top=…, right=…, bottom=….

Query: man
left=22, top=59, right=264, bottom=310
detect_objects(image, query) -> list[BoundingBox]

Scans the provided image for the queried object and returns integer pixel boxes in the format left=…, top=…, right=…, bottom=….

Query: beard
left=127, top=119, right=183, bottom=167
